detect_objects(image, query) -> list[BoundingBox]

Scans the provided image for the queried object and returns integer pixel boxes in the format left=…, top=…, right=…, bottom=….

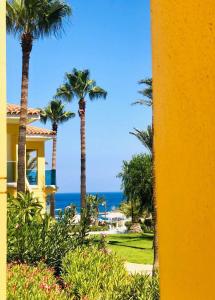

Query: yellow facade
left=0, top=0, right=6, bottom=297
left=151, top=1, right=215, bottom=299
left=7, top=118, right=56, bottom=209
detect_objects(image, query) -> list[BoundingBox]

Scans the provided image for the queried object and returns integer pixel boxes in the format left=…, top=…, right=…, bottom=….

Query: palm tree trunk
left=152, top=113, right=159, bottom=274
left=79, top=99, right=86, bottom=208
left=17, top=33, right=33, bottom=193
left=129, top=198, right=142, bottom=233
left=50, top=124, right=57, bottom=218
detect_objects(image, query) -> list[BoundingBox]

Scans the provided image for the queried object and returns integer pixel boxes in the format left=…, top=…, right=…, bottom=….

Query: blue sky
left=7, top=0, right=152, bottom=192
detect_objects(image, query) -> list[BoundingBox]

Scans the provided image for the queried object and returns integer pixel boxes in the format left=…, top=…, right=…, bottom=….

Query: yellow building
left=7, top=103, right=57, bottom=209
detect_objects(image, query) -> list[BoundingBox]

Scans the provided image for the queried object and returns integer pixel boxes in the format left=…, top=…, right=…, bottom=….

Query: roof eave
left=7, top=114, right=40, bottom=124
left=26, top=134, right=55, bottom=141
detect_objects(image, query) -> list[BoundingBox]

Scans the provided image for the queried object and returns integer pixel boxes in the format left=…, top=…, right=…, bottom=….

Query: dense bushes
left=119, top=273, right=159, bottom=300
left=7, top=263, right=67, bottom=299
left=62, top=246, right=128, bottom=299
left=7, top=193, right=90, bottom=271
left=8, top=258, right=159, bottom=300
left=61, top=246, right=159, bottom=300
left=7, top=193, right=159, bottom=299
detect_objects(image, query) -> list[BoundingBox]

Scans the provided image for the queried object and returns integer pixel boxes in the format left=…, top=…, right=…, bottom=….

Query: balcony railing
left=45, top=170, right=56, bottom=186
left=7, top=162, right=56, bottom=186
left=7, top=161, right=16, bottom=183
left=26, top=170, right=38, bottom=185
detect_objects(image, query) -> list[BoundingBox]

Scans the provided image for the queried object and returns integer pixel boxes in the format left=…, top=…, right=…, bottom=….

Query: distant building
left=7, top=103, right=57, bottom=209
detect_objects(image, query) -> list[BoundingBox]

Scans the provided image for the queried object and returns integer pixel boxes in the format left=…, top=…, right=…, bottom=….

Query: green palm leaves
left=56, top=68, right=107, bottom=101
left=8, top=192, right=43, bottom=223
left=6, top=0, right=72, bottom=38
left=133, top=78, right=152, bottom=106
left=40, top=99, right=75, bottom=131
left=130, top=125, right=153, bottom=154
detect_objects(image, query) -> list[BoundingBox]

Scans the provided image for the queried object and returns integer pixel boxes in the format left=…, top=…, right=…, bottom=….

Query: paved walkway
left=125, top=262, right=152, bottom=275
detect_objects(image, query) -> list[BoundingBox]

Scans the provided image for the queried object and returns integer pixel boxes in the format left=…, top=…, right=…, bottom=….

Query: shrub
left=42, top=208, right=80, bottom=272
left=141, top=223, right=154, bottom=234
left=7, top=263, right=67, bottom=300
left=142, top=218, right=154, bottom=233
left=125, top=220, right=132, bottom=230
left=7, top=192, right=48, bottom=263
left=89, top=224, right=109, bottom=231
left=7, top=193, right=91, bottom=272
left=118, top=273, right=160, bottom=300
left=61, top=246, right=129, bottom=300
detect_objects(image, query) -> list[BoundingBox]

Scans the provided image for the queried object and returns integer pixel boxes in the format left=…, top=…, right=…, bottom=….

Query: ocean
left=55, top=192, right=124, bottom=213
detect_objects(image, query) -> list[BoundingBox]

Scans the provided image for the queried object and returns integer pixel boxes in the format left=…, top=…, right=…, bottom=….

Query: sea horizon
left=54, top=191, right=124, bottom=213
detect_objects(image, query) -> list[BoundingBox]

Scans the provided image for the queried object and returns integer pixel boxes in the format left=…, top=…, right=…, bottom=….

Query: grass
left=107, top=233, right=154, bottom=265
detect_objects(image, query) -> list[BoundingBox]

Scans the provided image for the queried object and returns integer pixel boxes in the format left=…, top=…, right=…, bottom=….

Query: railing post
left=151, top=1, right=215, bottom=299
left=0, top=0, right=6, bottom=297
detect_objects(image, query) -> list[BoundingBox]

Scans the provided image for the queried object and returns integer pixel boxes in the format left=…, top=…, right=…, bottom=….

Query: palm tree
left=130, top=126, right=153, bottom=153
left=6, top=0, right=72, bottom=193
left=40, top=99, right=75, bottom=217
left=132, top=78, right=159, bottom=274
left=56, top=69, right=107, bottom=208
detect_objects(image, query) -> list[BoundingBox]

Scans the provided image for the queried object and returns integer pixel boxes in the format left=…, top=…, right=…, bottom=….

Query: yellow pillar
left=0, top=0, right=6, bottom=298
left=151, top=1, right=215, bottom=299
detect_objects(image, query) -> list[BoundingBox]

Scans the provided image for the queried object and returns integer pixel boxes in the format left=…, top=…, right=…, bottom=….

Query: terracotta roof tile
left=7, top=103, right=40, bottom=116
left=26, top=126, right=56, bottom=137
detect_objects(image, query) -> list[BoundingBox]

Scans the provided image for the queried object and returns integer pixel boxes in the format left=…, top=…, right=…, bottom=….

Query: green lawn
left=107, top=233, right=154, bottom=264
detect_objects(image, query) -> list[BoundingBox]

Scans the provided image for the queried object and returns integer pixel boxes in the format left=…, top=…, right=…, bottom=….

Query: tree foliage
left=118, top=154, right=152, bottom=222
left=6, top=0, right=72, bottom=39
left=132, top=78, right=152, bottom=106
left=40, top=99, right=75, bottom=131
left=56, top=68, right=107, bottom=102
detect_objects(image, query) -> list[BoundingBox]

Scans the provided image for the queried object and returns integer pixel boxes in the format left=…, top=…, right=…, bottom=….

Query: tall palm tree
left=132, top=78, right=159, bottom=274
left=40, top=99, right=75, bottom=217
left=56, top=69, right=107, bottom=208
left=6, top=0, right=72, bottom=193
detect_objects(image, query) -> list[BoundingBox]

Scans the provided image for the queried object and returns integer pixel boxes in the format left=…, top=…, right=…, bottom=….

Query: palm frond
left=133, top=77, right=153, bottom=107
left=6, top=0, right=72, bottom=38
left=89, top=86, right=107, bottom=100
left=57, top=69, right=107, bottom=102
left=130, top=126, right=153, bottom=153
left=40, top=99, right=75, bottom=128
left=132, top=99, right=152, bottom=106
left=56, top=83, right=74, bottom=102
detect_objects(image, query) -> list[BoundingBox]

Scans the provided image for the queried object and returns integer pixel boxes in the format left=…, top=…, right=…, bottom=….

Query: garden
left=7, top=192, right=159, bottom=299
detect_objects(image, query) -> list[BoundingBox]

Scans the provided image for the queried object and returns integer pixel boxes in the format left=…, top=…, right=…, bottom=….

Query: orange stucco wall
left=151, top=1, right=215, bottom=299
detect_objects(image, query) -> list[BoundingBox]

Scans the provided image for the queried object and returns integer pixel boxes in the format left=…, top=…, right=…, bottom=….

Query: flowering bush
left=7, top=263, right=67, bottom=300
left=7, top=249, right=159, bottom=299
